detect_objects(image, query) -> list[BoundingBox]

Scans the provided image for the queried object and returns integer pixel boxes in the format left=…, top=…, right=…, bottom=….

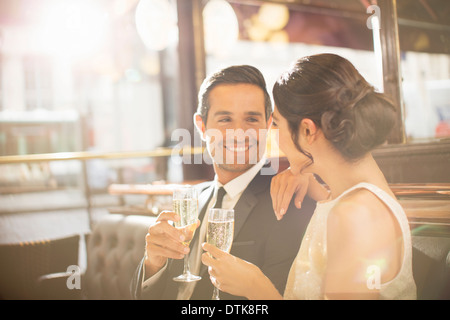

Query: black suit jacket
left=131, top=165, right=315, bottom=299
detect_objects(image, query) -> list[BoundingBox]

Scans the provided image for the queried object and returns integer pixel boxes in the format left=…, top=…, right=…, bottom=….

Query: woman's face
left=272, top=105, right=311, bottom=175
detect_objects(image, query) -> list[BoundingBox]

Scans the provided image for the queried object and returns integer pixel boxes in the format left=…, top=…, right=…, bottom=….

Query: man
left=131, top=65, right=316, bottom=299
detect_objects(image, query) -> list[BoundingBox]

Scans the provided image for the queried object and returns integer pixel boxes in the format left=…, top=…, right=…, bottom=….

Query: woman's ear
left=194, top=113, right=206, bottom=140
left=300, top=119, right=318, bottom=145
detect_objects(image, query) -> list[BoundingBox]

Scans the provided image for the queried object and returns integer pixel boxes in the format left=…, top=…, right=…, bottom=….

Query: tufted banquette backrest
left=412, top=234, right=450, bottom=300
left=84, top=214, right=155, bottom=299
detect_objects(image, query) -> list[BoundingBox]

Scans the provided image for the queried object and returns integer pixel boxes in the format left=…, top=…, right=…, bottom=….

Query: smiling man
left=197, top=82, right=269, bottom=179
left=131, top=65, right=316, bottom=300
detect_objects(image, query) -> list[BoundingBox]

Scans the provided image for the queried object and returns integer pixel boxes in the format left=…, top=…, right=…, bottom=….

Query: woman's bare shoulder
left=328, top=188, right=397, bottom=246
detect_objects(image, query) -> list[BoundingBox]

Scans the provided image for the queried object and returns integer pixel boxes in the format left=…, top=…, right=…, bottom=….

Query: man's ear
left=194, top=113, right=206, bottom=140
left=299, top=119, right=318, bottom=145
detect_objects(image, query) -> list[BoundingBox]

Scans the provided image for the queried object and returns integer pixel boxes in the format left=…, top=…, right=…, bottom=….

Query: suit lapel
left=232, top=186, right=258, bottom=241
left=232, top=168, right=272, bottom=240
left=198, top=183, right=215, bottom=222
left=228, top=162, right=274, bottom=240
left=190, top=182, right=214, bottom=249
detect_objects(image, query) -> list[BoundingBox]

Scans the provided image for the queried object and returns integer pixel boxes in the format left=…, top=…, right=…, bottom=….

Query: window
left=397, top=0, right=450, bottom=141
left=0, top=0, right=181, bottom=194
left=0, top=0, right=177, bottom=156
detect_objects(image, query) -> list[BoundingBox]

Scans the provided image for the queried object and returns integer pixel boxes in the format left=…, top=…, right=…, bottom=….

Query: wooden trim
left=373, top=140, right=450, bottom=157
left=107, top=182, right=207, bottom=196
left=176, top=0, right=206, bottom=132
left=372, top=140, right=450, bottom=183
left=0, top=147, right=205, bottom=164
left=378, top=0, right=405, bottom=144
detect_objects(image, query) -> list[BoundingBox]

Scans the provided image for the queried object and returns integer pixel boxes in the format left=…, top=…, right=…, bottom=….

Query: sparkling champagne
left=207, top=219, right=234, bottom=253
left=207, top=208, right=234, bottom=300
left=172, top=186, right=201, bottom=282
left=173, top=198, right=198, bottom=245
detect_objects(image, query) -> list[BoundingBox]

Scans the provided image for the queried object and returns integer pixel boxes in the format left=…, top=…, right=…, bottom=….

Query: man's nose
left=230, top=119, right=251, bottom=132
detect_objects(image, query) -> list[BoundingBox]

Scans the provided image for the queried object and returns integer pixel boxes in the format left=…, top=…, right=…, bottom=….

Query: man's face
left=198, top=83, right=270, bottom=176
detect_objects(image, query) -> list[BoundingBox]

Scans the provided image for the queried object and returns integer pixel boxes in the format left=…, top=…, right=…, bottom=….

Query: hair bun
left=321, top=107, right=355, bottom=156
left=335, top=87, right=355, bottom=109
left=335, top=82, right=374, bottom=111
left=321, top=91, right=396, bottom=160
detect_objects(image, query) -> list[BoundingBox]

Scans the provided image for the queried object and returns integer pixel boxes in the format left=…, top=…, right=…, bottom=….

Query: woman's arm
left=325, top=190, right=402, bottom=299
left=201, top=243, right=283, bottom=300
left=325, top=200, right=380, bottom=299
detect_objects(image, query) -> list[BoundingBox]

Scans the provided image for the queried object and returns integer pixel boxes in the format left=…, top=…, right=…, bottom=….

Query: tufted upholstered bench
left=412, top=234, right=450, bottom=300
left=83, top=214, right=156, bottom=299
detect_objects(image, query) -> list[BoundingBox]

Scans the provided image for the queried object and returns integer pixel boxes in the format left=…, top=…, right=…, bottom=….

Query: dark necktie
left=213, top=187, right=227, bottom=209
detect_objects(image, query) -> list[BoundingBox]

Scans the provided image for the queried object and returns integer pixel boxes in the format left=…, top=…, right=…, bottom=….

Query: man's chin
left=216, top=162, right=256, bottom=173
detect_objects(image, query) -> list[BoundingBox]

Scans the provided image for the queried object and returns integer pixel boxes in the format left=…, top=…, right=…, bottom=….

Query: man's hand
left=144, top=211, right=199, bottom=278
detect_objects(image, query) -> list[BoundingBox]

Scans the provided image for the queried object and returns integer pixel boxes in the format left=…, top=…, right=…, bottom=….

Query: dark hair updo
left=273, top=53, right=396, bottom=165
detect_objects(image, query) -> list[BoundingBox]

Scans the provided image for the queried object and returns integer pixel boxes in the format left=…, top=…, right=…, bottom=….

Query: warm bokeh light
left=246, top=3, right=290, bottom=43
left=258, top=3, right=289, bottom=32
left=135, top=0, right=178, bottom=51
left=33, top=0, right=110, bottom=58
left=203, top=0, right=239, bottom=56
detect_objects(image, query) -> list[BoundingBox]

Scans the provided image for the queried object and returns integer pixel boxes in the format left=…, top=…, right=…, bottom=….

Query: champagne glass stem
left=183, top=252, right=191, bottom=275
left=212, top=284, right=220, bottom=300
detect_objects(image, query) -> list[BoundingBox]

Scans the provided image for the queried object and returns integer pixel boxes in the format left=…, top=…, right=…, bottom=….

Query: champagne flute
left=207, top=208, right=235, bottom=300
left=172, top=186, right=202, bottom=282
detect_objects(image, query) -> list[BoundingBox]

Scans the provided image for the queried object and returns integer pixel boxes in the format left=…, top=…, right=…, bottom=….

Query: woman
left=202, top=54, right=417, bottom=300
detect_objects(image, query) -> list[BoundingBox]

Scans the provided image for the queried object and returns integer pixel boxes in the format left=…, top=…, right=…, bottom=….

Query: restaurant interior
left=0, top=0, right=449, bottom=300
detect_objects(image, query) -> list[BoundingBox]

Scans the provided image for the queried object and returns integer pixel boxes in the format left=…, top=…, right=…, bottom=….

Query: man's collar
left=214, top=157, right=267, bottom=198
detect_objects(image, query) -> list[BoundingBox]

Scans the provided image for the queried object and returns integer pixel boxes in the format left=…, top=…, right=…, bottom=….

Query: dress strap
left=338, top=182, right=401, bottom=216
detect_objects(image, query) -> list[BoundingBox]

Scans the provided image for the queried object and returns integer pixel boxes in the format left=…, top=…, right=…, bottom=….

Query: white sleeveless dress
left=284, top=182, right=417, bottom=300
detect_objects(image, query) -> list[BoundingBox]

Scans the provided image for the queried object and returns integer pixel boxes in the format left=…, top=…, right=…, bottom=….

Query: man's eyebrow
left=212, top=110, right=232, bottom=116
left=212, top=111, right=264, bottom=117
left=245, top=111, right=264, bottom=117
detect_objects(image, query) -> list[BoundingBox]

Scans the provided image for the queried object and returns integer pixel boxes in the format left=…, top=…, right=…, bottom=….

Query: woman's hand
left=270, top=168, right=309, bottom=220
left=201, top=243, right=282, bottom=300
left=270, top=168, right=329, bottom=220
